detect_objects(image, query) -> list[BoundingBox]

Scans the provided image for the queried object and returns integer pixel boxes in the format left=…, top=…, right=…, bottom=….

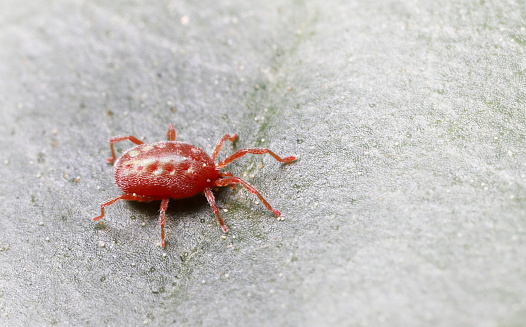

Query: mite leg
left=212, top=133, right=239, bottom=160
left=159, top=198, right=170, bottom=247
left=215, top=175, right=282, bottom=217
left=106, top=135, right=144, bottom=163
left=219, top=172, right=236, bottom=189
left=217, top=148, right=296, bottom=169
left=93, top=193, right=154, bottom=221
left=166, top=123, right=176, bottom=141
left=204, top=187, right=228, bottom=233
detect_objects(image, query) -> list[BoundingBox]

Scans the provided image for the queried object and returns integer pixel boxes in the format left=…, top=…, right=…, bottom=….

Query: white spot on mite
left=203, top=163, right=207, bottom=167
left=128, top=150, right=140, bottom=157
left=153, top=168, right=164, bottom=176
left=142, top=145, right=154, bottom=152
left=137, top=158, right=157, bottom=167
left=186, top=167, right=195, bottom=174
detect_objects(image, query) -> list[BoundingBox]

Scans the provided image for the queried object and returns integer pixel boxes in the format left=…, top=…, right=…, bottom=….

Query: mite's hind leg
left=204, top=188, right=228, bottom=233
left=215, top=175, right=282, bottom=217
left=159, top=198, right=170, bottom=248
left=93, top=193, right=154, bottom=221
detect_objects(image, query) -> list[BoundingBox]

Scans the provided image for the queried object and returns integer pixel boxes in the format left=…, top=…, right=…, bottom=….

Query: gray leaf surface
left=1, top=0, right=525, bottom=326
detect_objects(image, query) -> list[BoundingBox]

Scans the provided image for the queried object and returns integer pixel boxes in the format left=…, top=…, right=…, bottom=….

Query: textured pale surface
left=1, top=0, right=525, bottom=326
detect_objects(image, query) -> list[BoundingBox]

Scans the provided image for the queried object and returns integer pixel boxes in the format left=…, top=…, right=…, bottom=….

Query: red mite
left=93, top=123, right=297, bottom=247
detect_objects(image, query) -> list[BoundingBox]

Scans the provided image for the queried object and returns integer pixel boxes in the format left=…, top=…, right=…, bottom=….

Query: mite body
left=114, top=141, right=218, bottom=199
